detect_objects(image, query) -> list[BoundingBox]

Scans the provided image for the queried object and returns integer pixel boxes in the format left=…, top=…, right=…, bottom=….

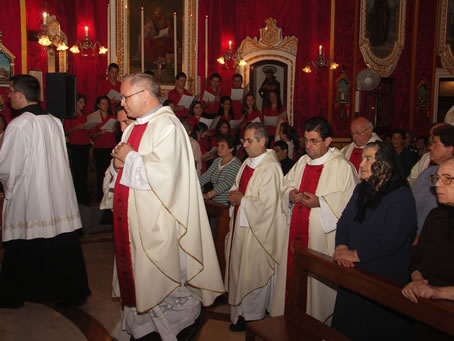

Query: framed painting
left=359, top=0, right=406, bottom=77
left=115, top=0, right=198, bottom=93
left=0, top=38, right=15, bottom=87
left=438, top=0, right=454, bottom=73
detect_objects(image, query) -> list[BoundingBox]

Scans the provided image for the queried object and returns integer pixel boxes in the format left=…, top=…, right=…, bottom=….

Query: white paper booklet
left=264, top=115, right=278, bottom=127
left=229, top=119, right=242, bottom=129
left=230, top=88, right=244, bottom=101
left=202, top=91, right=215, bottom=103
left=178, top=94, right=195, bottom=109
left=200, top=116, right=221, bottom=130
left=100, top=118, right=118, bottom=132
left=107, top=89, right=122, bottom=101
left=85, top=110, right=102, bottom=128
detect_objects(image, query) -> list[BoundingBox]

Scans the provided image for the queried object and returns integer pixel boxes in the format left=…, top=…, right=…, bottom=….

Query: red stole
left=287, top=164, right=324, bottom=281
left=113, top=123, right=148, bottom=307
left=349, top=147, right=363, bottom=172
left=227, top=165, right=255, bottom=290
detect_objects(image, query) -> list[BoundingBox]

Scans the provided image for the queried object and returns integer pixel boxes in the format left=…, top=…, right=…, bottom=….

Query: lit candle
left=85, top=26, right=88, bottom=38
left=319, top=44, right=322, bottom=56
left=229, top=40, right=232, bottom=50
left=141, top=7, right=144, bottom=72
left=205, top=15, right=208, bottom=79
left=43, top=12, right=47, bottom=25
left=174, top=12, right=177, bottom=77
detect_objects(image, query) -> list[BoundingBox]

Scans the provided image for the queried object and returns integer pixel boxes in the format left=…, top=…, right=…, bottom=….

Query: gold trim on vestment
left=4, top=211, right=81, bottom=230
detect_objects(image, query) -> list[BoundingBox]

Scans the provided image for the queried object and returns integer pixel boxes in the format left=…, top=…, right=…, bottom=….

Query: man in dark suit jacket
left=273, top=140, right=295, bottom=175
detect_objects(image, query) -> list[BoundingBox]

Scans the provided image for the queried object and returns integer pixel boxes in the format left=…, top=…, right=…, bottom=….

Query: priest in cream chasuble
left=105, top=73, right=224, bottom=341
left=279, top=117, right=358, bottom=323
left=225, top=123, right=287, bottom=328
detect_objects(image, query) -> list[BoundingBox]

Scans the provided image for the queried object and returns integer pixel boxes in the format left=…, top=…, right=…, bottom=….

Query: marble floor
left=0, top=233, right=246, bottom=341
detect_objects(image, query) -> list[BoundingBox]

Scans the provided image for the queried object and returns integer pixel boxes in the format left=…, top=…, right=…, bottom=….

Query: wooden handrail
left=294, top=247, right=454, bottom=336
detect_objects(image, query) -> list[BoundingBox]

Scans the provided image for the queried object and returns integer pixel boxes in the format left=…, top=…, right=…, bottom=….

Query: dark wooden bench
left=246, top=247, right=454, bottom=341
left=204, top=199, right=230, bottom=280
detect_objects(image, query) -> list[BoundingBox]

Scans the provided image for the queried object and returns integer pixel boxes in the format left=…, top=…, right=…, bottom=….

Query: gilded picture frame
left=0, top=37, right=15, bottom=87
left=115, top=0, right=198, bottom=94
left=359, top=0, right=406, bottom=78
left=438, top=0, right=454, bottom=74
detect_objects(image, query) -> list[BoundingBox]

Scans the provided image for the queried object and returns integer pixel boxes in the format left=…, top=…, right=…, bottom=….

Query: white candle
left=141, top=7, right=144, bottom=73
left=205, top=15, right=208, bottom=79
left=319, top=44, right=322, bottom=56
left=229, top=40, right=232, bottom=50
left=174, top=12, right=177, bottom=77
left=85, top=26, right=88, bottom=38
left=43, top=12, right=47, bottom=25
left=355, top=90, right=361, bottom=113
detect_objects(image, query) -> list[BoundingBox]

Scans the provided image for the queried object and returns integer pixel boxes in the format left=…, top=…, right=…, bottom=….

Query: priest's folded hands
left=111, top=142, right=133, bottom=169
left=289, top=189, right=320, bottom=208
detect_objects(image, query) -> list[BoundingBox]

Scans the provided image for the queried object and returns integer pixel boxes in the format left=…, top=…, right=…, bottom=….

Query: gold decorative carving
left=239, top=19, right=298, bottom=126
left=438, top=0, right=454, bottom=74
left=359, top=0, right=406, bottom=77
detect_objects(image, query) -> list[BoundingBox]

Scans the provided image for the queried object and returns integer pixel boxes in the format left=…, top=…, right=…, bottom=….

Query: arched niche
left=238, top=18, right=298, bottom=125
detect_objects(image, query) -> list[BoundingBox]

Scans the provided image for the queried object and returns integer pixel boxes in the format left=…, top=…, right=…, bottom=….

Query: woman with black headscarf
left=331, top=141, right=416, bottom=340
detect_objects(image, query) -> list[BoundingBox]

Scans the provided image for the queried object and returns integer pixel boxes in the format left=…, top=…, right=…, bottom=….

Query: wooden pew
left=204, top=199, right=230, bottom=280
left=246, top=247, right=454, bottom=341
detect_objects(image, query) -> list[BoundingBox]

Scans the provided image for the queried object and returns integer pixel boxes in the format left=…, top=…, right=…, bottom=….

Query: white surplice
left=0, top=112, right=81, bottom=241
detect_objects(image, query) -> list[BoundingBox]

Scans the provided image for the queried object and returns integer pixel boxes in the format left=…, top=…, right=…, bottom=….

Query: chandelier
left=217, top=40, right=246, bottom=70
left=302, top=45, right=339, bottom=73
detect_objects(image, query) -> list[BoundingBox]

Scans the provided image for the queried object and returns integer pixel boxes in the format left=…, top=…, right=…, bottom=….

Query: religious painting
left=128, top=0, right=182, bottom=84
left=359, top=0, right=406, bottom=77
left=250, top=61, right=288, bottom=112
left=416, top=78, right=429, bottom=108
left=0, top=39, right=15, bottom=87
left=115, top=0, right=197, bottom=93
left=365, top=0, right=400, bottom=58
left=336, top=71, right=351, bottom=105
left=438, top=0, right=454, bottom=74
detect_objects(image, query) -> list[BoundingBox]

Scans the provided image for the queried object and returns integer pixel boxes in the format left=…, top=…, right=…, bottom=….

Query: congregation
left=0, top=67, right=454, bottom=341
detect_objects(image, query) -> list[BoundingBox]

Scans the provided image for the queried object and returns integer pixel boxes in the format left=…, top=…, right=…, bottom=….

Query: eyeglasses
left=303, top=138, right=323, bottom=145
left=351, top=128, right=370, bottom=136
left=430, top=174, right=454, bottom=185
left=121, top=90, right=144, bottom=102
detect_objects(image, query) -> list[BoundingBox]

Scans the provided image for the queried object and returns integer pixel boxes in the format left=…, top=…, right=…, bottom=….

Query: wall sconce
left=302, top=45, right=339, bottom=73
left=38, top=12, right=68, bottom=50
left=70, top=26, right=107, bottom=56
left=217, top=40, right=246, bottom=71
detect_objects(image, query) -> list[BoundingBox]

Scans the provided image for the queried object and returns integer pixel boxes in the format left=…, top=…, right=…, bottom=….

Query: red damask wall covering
left=0, top=0, right=439, bottom=137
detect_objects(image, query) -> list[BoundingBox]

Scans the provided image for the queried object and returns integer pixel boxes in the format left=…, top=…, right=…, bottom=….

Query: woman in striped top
left=199, top=134, right=241, bottom=206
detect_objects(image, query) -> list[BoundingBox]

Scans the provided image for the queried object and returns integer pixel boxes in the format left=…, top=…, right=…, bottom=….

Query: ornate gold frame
left=0, top=33, right=15, bottom=87
left=115, top=0, right=198, bottom=95
left=359, top=0, right=407, bottom=77
left=238, top=18, right=298, bottom=126
left=438, top=0, right=454, bottom=73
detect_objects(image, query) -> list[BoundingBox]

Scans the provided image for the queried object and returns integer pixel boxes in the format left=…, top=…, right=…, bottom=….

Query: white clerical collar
left=308, top=148, right=332, bottom=166
left=135, top=105, right=163, bottom=125
left=249, top=151, right=267, bottom=169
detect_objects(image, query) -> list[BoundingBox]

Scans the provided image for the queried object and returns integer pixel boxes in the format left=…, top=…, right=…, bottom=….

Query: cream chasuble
left=105, top=105, right=224, bottom=315
left=278, top=147, right=358, bottom=322
left=225, top=150, right=287, bottom=321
